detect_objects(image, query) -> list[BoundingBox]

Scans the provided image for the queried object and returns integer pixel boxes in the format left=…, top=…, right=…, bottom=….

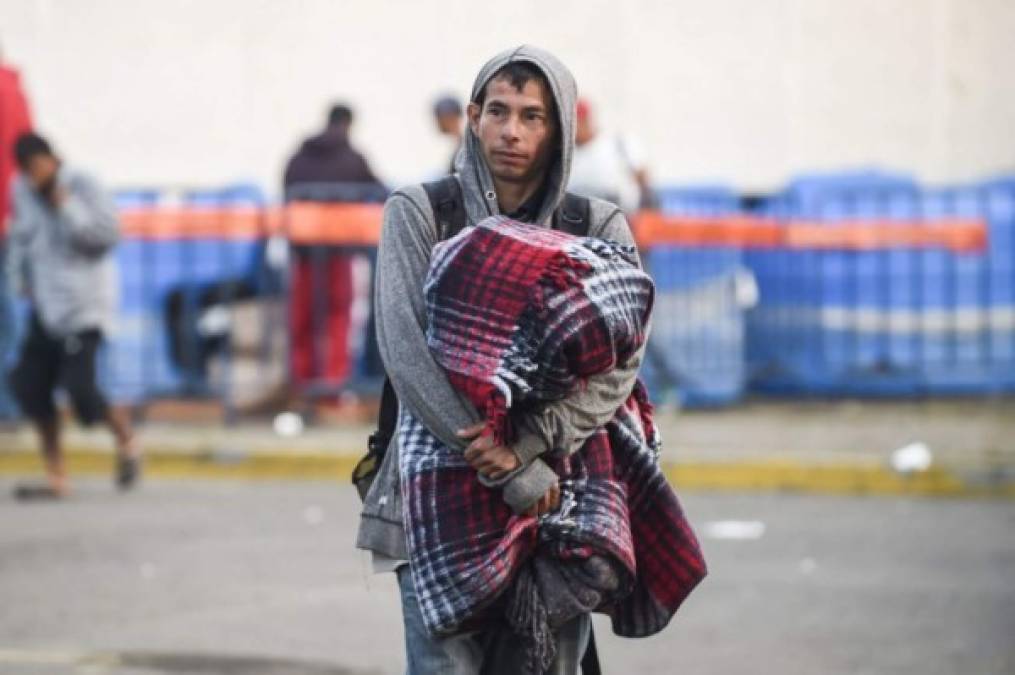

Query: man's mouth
left=493, top=151, right=527, bottom=164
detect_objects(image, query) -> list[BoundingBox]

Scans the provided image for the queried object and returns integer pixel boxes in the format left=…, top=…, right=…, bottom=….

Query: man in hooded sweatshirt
left=357, top=46, right=645, bottom=674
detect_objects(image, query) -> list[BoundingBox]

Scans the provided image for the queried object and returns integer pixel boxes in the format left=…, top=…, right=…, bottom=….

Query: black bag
left=352, top=176, right=590, bottom=497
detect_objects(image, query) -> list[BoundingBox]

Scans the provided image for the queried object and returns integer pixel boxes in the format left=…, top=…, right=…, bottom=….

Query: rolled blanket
left=400, top=217, right=706, bottom=671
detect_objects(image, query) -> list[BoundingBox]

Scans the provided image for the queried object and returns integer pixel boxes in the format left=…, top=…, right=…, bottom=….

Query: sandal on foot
left=116, top=454, right=141, bottom=491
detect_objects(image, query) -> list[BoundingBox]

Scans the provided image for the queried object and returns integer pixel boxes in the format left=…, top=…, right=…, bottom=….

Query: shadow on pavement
left=0, top=649, right=376, bottom=675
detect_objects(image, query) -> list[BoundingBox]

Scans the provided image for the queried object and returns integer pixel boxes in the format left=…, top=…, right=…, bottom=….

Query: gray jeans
left=397, top=565, right=591, bottom=675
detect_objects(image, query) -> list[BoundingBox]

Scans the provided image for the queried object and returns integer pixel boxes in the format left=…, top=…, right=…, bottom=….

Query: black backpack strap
left=363, top=176, right=466, bottom=484
left=370, top=377, right=398, bottom=455
left=556, top=191, right=592, bottom=237
left=581, top=622, right=602, bottom=675
left=422, top=175, right=468, bottom=242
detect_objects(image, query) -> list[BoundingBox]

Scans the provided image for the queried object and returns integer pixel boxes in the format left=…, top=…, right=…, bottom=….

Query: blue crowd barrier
left=745, top=173, right=1015, bottom=396
left=103, top=185, right=272, bottom=403
left=641, top=186, right=751, bottom=407
left=6, top=173, right=1008, bottom=417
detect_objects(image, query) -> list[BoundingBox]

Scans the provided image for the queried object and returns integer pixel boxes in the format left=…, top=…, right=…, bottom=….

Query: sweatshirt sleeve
left=375, top=191, right=558, bottom=511
left=6, top=182, right=31, bottom=296
left=510, top=207, right=648, bottom=465
left=58, top=173, right=120, bottom=255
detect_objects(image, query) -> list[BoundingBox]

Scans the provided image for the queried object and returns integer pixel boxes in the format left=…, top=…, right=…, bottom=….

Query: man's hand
left=525, top=481, right=560, bottom=517
left=49, top=185, right=68, bottom=207
left=458, top=422, right=521, bottom=480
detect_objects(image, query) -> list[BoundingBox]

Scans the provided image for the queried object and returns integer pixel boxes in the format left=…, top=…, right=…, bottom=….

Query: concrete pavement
left=1, top=479, right=1012, bottom=674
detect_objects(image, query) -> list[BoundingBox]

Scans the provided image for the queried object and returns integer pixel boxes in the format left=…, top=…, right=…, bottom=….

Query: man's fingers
left=463, top=437, right=493, bottom=461
left=487, top=464, right=517, bottom=481
left=536, top=484, right=561, bottom=515
left=463, top=438, right=491, bottom=463
left=456, top=422, right=487, bottom=439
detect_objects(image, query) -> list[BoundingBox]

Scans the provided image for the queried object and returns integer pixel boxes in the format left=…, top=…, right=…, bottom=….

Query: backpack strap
left=422, top=175, right=468, bottom=242
left=581, top=623, right=603, bottom=675
left=362, top=176, right=466, bottom=483
left=556, top=191, right=592, bottom=237
left=369, top=378, right=398, bottom=454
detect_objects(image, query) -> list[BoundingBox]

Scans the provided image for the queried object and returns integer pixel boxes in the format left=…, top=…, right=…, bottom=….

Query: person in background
left=432, top=94, right=463, bottom=174
left=284, top=103, right=381, bottom=189
left=0, top=47, right=33, bottom=422
left=568, top=98, right=653, bottom=214
left=7, top=132, right=138, bottom=498
left=283, top=103, right=387, bottom=396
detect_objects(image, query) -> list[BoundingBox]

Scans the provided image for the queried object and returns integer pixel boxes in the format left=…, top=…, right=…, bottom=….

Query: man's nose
left=501, top=114, right=521, bottom=141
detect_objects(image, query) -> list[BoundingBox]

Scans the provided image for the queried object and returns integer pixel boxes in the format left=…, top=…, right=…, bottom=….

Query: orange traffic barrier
left=783, top=219, right=987, bottom=252
left=632, top=211, right=783, bottom=248
left=281, top=202, right=384, bottom=245
left=119, top=207, right=279, bottom=239
left=120, top=205, right=987, bottom=253
left=633, top=211, right=987, bottom=252
left=119, top=203, right=384, bottom=242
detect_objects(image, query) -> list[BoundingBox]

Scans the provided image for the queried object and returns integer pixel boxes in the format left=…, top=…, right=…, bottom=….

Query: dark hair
left=433, top=95, right=462, bottom=118
left=327, top=104, right=353, bottom=127
left=14, top=132, right=53, bottom=169
left=473, top=62, right=553, bottom=113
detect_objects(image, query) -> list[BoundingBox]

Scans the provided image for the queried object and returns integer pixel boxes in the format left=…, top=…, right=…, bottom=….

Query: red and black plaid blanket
left=400, top=217, right=705, bottom=662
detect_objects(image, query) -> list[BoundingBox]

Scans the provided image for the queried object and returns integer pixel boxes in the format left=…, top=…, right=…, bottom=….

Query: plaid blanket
left=400, top=217, right=705, bottom=659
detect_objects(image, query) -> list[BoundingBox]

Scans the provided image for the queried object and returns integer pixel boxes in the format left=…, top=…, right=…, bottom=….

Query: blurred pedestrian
left=7, top=132, right=138, bottom=498
left=432, top=93, right=463, bottom=174
left=0, top=47, right=33, bottom=422
left=568, top=98, right=652, bottom=214
left=284, top=104, right=382, bottom=189
left=283, top=104, right=387, bottom=394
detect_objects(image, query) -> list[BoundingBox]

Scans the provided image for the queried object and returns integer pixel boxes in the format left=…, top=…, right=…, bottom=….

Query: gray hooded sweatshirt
left=7, top=167, right=119, bottom=337
left=356, top=45, right=646, bottom=563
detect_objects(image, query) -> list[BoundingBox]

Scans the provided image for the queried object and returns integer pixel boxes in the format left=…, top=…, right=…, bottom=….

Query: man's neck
left=493, top=172, right=546, bottom=215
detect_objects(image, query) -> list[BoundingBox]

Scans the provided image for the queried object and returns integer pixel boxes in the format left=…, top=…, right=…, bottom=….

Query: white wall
left=2, top=0, right=1012, bottom=196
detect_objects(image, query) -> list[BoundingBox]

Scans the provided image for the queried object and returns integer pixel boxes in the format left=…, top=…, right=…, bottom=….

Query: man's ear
left=467, top=102, right=482, bottom=136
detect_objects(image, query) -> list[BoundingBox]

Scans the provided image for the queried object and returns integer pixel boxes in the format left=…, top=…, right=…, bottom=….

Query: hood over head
left=453, top=45, right=577, bottom=227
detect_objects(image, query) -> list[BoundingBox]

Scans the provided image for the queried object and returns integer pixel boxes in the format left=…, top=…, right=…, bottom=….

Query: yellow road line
left=1, top=450, right=1012, bottom=498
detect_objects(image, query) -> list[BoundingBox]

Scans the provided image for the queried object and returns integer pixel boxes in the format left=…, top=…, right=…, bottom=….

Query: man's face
left=436, top=112, right=461, bottom=137
left=468, top=75, right=557, bottom=185
left=24, top=153, right=59, bottom=193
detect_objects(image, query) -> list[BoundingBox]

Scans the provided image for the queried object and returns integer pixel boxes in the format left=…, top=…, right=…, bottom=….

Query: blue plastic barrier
left=641, top=186, right=750, bottom=407
left=745, top=172, right=1015, bottom=396
left=102, top=185, right=270, bottom=403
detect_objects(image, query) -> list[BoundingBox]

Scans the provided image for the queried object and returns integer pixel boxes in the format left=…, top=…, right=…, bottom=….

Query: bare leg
left=105, top=405, right=136, bottom=457
left=34, top=415, right=68, bottom=496
left=106, top=405, right=140, bottom=490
